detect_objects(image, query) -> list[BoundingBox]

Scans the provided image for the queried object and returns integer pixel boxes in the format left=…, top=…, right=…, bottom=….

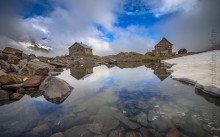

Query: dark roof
left=69, top=42, right=92, bottom=49
left=155, top=37, right=173, bottom=47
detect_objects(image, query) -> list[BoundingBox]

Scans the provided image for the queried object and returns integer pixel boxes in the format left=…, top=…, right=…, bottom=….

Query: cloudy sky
left=0, top=0, right=219, bottom=56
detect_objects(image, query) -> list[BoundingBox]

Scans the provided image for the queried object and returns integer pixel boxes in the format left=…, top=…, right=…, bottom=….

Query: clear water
left=0, top=64, right=220, bottom=137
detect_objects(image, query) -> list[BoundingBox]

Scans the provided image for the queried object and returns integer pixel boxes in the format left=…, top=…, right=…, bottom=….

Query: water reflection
left=0, top=64, right=219, bottom=137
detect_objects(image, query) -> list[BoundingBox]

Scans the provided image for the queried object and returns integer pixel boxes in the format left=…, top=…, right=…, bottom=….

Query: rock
left=2, top=83, right=24, bottom=90
left=10, top=93, right=24, bottom=100
left=130, top=112, right=148, bottom=126
left=39, top=76, right=73, bottom=103
left=64, top=125, right=94, bottom=137
left=3, top=47, right=23, bottom=57
left=125, top=131, right=143, bottom=137
left=23, top=75, right=42, bottom=88
left=16, top=88, right=26, bottom=94
left=0, top=70, right=6, bottom=76
left=32, top=123, right=52, bottom=137
left=94, top=106, right=120, bottom=132
left=0, top=89, right=9, bottom=101
left=139, top=127, right=163, bottom=137
left=109, top=130, right=125, bottom=137
left=0, top=60, right=10, bottom=70
left=48, top=61, right=66, bottom=67
left=50, top=132, right=65, bottom=137
left=166, top=128, right=180, bottom=137
left=0, top=74, right=23, bottom=85
left=0, top=53, right=9, bottom=60
left=86, top=123, right=103, bottom=134
left=49, top=72, right=61, bottom=76
left=55, top=68, right=64, bottom=72
left=10, top=64, right=20, bottom=72
left=95, top=134, right=107, bottom=137
left=19, top=60, right=53, bottom=76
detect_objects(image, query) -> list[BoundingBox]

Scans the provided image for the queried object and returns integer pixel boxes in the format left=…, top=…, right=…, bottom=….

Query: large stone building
left=149, top=37, right=174, bottom=56
left=69, top=42, right=93, bottom=56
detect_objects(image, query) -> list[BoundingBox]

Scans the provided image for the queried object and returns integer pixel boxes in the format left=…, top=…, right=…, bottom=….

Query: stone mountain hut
left=151, top=37, right=174, bottom=56
left=69, top=42, right=93, bottom=56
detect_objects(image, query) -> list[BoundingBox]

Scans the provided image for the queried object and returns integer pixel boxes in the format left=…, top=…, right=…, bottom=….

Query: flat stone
left=0, top=74, right=23, bottom=85
left=130, top=112, right=148, bottom=126
left=64, top=125, right=93, bottom=137
left=50, top=132, right=64, bottom=137
left=10, top=93, right=24, bottom=100
left=23, top=75, right=42, bottom=88
left=39, top=76, right=73, bottom=103
left=86, top=123, right=103, bottom=134
left=2, top=83, right=24, bottom=90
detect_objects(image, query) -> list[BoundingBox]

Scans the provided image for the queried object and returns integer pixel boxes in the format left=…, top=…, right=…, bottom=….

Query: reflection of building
left=69, top=42, right=93, bottom=56
left=146, top=63, right=171, bottom=81
left=70, top=66, right=93, bottom=80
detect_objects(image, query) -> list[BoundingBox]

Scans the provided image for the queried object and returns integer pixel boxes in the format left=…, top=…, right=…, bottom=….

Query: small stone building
left=151, top=37, right=173, bottom=56
left=69, top=42, right=93, bottom=56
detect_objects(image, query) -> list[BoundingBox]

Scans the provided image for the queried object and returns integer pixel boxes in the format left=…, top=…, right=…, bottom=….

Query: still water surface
left=0, top=65, right=220, bottom=137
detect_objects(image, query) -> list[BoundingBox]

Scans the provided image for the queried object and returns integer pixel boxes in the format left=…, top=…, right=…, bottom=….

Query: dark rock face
left=23, top=75, right=42, bottom=88
left=39, top=76, right=73, bottom=103
left=0, top=74, right=23, bottom=85
left=0, top=89, right=9, bottom=101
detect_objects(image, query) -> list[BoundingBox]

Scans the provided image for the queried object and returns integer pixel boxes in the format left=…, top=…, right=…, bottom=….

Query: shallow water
left=0, top=64, right=220, bottom=137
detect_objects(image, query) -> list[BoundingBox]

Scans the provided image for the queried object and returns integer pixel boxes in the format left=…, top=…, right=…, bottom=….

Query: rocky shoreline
left=162, top=50, right=220, bottom=97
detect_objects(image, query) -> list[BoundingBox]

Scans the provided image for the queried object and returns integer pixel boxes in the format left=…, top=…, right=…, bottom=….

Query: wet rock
left=0, top=70, right=6, bottom=76
left=130, top=112, right=148, bottom=126
left=10, top=64, right=20, bottom=72
left=10, top=93, right=24, bottom=100
left=0, top=74, right=23, bottom=85
left=49, top=72, right=61, bottom=76
left=16, top=88, right=26, bottom=94
left=19, top=60, right=53, bottom=76
left=166, top=128, right=180, bottom=137
left=50, top=132, right=65, bottom=137
left=126, top=131, right=143, bottom=137
left=32, top=123, right=52, bottom=137
left=109, top=129, right=125, bottom=137
left=39, top=76, right=73, bottom=103
left=0, top=60, right=10, bottom=70
left=23, top=75, right=42, bottom=88
left=2, top=83, right=24, bottom=90
left=94, top=106, right=120, bottom=132
left=86, top=123, right=103, bottom=134
left=64, top=125, right=94, bottom=137
left=0, top=89, right=9, bottom=101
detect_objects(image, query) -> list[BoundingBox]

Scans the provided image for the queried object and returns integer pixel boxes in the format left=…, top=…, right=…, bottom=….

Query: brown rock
left=23, top=75, right=42, bottom=88
left=0, top=74, right=23, bottom=85
left=0, top=60, right=10, bottom=70
left=50, top=132, right=65, bottom=137
left=109, top=130, right=125, bottom=137
left=32, top=123, right=50, bottom=132
left=0, top=70, right=6, bottom=76
left=10, top=93, right=23, bottom=100
left=2, top=83, right=24, bottom=90
left=10, top=64, right=20, bottom=72
left=166, top=128, right=180, bottom=137
left=3, top=47, right=23, bottom=57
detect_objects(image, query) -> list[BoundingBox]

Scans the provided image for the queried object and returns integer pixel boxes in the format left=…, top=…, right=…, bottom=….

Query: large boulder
left=3, top=47, right=23, bottom=58
left=39, top=76, right=73, bottom=103
left=23, top=75, right=42, bottom=88
left=0, top=60, right=10, bottom=71
left=0, top=74, right=23, bottom=85
left=19, top=60, right=54, bottom=76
